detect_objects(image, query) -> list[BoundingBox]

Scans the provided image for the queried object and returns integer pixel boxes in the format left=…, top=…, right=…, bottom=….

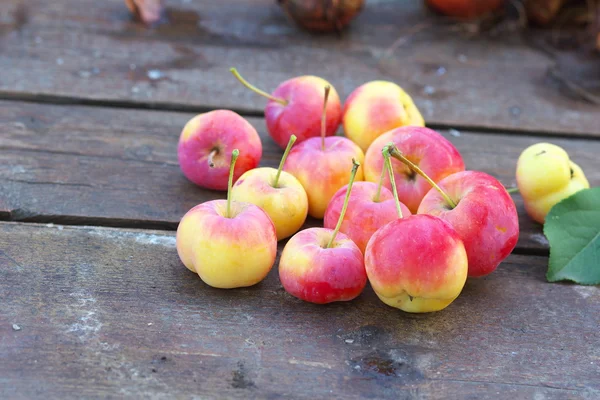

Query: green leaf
left=544, top=187, right=600, bottom=285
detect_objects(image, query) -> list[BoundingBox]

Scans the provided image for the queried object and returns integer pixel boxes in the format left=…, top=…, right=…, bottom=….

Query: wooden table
left=1, top=1, right=599, bottom=398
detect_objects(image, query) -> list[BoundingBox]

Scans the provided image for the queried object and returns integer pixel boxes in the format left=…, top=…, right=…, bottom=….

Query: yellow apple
left=342, top=81, right=424, bottom=152
left=516, top=143, right=589, bottom=224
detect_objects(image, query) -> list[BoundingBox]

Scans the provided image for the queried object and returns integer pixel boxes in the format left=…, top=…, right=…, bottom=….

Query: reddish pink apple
left=230, top=68, right=341, bottom=149
left=364, top=126, right=464, bottom=213
left=323, top=177, right=411, bottom=254
left=284, top=86, right=364, bottom=218
left=417, top=170, right=519, bottom=277
left=365, top=214, right=468, bottom=312
left=177, top=110, right=262, bottom=191
left=279, top=159, right=367, bottom=304
left=364, top=144, right=468, bottom=313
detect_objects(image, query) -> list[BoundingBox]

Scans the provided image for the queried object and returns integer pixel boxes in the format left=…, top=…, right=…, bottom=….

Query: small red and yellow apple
left=284, top=86, right=365, bottom=219
left=364, top=126, right=464, bottom=213
left=176, top=149, right=277, bottom=289
left=177, top=110, right=262, bottom=191
left=230, top=68, right=341, bottom=149
left=366, top=215, right=469, bottom=312
left=279, top=159, right=367, bottom=304
left=516, top=142, right=589, bottom=224
left=231, top=135, right=308, bottom=240
left=418, top=170, right=519, bottom=277
left=324, top=167, right=411, bottom=254
left=383, top=145, right=519, bottom=277
left=343, top=80, right=424, bottom=152
left=365, top=145, right=468, bottom=313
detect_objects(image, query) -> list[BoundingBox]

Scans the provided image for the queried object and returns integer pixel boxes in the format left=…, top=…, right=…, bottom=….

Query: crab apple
left=231, top=135, right=308, bottom=240
left=364, top=144, right=468, bottom=313
left=279, top=159, right=366, bottom=304
left=383, top=144, right=518, bottom=277
left=365, top=214, right=468, bottom=312
left=176, top=150, right=277, bottom=289
left=230, top=68, right=341, bottom=149
left=284, top=86, right=365, bottom=218
left=177, top=110, right=262, bottom=191
left=516, top=142, right=589, bottom=224
left=418, top=171, right=519, bottom=277
left=324, top=167, right=411, bottom=254
left=342, top=80, right=424, bottom=152
left=364, top=126, right=464, bottom=213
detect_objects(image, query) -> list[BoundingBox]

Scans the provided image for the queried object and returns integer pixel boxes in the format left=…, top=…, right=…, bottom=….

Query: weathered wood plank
left=1, top=100, right=599, bottom=251
left=0, top=0, right=598, bottom=136
left=1, top=222, right=598, bottom=399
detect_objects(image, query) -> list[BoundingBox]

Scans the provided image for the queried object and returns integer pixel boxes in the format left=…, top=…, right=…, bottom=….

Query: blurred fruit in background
left=424, top=0, right=505, bottom=19
left=524, top=0, right=567, bottom=25
left=277, top=0, right=365, bottom=33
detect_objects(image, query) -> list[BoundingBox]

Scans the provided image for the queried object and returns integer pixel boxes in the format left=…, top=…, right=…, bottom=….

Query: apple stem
left=321, top=85, right=330, bottom=151
left=382, top=145, right=403, bottom=219
left=388, top=144, right=457, bottom=209
left=506, top=187, right=519, bottom=194
left=207, top=149, right=218, bottom=168
left=273, top=134, right=297, bottom=188
left=326, top=158, right=360, bottom=249
left=373, top=165, right=386, bottom=203
left=229, top=68, right=288, bottom=106
left=226, top=149, right=240, bottom=219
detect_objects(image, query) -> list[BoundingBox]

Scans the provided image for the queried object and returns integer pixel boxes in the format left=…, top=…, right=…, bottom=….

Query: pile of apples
left=176, top=69, right=519, bottom=313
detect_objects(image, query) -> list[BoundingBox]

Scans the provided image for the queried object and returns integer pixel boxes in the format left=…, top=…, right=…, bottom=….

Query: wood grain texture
left=1, top=222, right=599, bottom=399
left=2, top=100, right=599, bottom=252
left=0, top=0, right=599, bottom=136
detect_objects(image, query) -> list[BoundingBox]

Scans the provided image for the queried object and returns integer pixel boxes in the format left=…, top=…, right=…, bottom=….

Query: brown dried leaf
left=125, top=0, right=164, bottom=25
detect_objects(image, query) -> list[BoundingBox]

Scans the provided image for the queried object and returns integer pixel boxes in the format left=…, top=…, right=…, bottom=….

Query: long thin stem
left=321, top=85, right=330, bottom=151
left=207, top=149, right=218, bottom=168
left=506, top=187, right=519, bottom=194
left=227, top=149, right=240, bottom=218
left=382, top=145, right=403, bottom=219
left=373, top=165, right=386, bottom=203
left=229, top=68, right=288, bottom=106
left=388, top=144, right=457, bottom=209
left=327, top=159, right=360, bottom=248
left=273, top=135, right=297, bottom=188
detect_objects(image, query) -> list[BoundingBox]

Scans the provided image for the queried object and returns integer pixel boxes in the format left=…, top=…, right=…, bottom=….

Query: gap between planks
left=2, top=92, right=600, bottom=142
left=0, top=214, right=549, bottom=257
